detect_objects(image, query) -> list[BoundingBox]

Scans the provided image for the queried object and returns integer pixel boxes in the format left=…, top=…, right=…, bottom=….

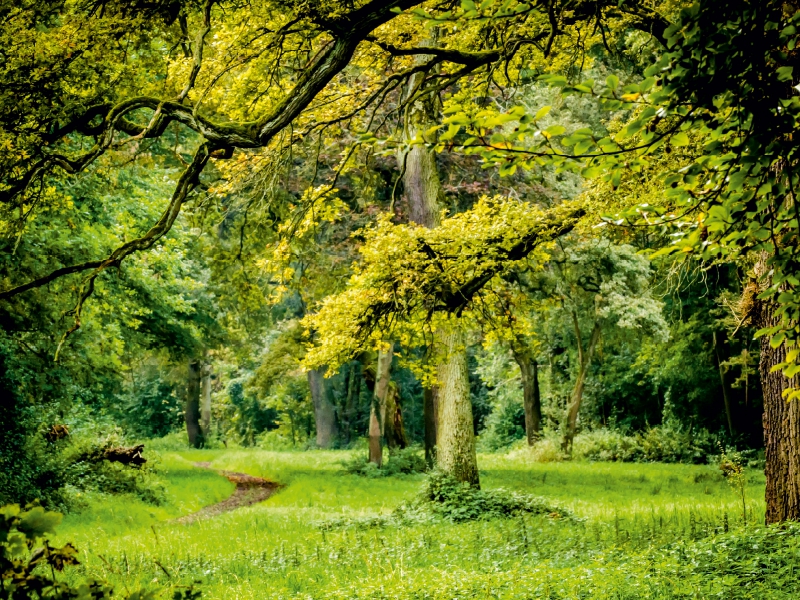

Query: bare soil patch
left=177, top=462, right=280, bottom=524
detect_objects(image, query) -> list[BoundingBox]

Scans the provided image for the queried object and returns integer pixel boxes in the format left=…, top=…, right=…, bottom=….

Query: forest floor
left=54, top=449, right=799, bottom=599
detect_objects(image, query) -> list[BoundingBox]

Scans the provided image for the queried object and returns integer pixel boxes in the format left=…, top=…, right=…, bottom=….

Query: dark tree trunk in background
left=423, top=387, right=438, bottom=467
left=185, top=359, right=203, bottom=448
left=308, top=367, right=337, bottom=448
left=513, top=348, right=542, bottom=446
left=368, top=346, right=393, bottom=465
left=713, top=330, right=736, bottom=437
left=384, top=385, right=408, bottom=450
left=201, top=361, right=212, bottom=438
left=757, top=299, right=800, bottom=523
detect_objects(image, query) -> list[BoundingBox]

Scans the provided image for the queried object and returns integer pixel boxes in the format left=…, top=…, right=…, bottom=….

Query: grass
left=52, top=449, right=797, bottom=599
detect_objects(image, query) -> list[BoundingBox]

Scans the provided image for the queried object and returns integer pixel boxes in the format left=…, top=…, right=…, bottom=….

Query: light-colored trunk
left=185, top=359, right=203, bottom=448
left=308, top=367, right=337, bottom=448
left=436, top=328, right=480, bottom=487
left=562, top=314, right=601, bottom=453
left=200, top=362, right=212, bottom=437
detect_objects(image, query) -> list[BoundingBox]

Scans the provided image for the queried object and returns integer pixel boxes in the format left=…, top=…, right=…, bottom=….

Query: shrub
left=0, top=502, right=200, bottom=599
left=343, top=447, right=428, bottom=478
left=323, top=472, right=573, bottom=529
left=416, top=471, right=574, bottom=522
left=514, top=425, right=720, bottom=464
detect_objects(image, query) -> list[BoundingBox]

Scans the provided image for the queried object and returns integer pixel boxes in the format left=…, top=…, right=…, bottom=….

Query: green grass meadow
left=54, top=450, right=799, bottom=599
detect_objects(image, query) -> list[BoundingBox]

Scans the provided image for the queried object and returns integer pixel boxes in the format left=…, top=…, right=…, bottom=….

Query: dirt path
left=176, top=462, right=280, bottom=524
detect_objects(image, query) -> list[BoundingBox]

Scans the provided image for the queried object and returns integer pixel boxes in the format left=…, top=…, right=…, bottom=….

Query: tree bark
left=200, top=361, right=212, bottom=438
left=368, top=345, right=394, bottom=465
left=401, top=37, right=445, bottom=467
left=712, top=330, right=736, bottom=437
left=437, top=328, right=480, bottom=487
left=756, top=298, right=800, bottom=523
left=423, top=387, right=438, bottom=467
left=512, top=347, right=542, bottom=446
left=562, top=314, right=601, bottom=453
left=308, top=367, right=338, bottom=449
left=185, top=359, right=203, bottom=448
left=385, top=385, right=409, bottom=449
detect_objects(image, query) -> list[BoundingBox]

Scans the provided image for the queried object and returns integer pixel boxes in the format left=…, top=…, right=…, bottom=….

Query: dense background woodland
left=2, top=0, right=800, bottom=598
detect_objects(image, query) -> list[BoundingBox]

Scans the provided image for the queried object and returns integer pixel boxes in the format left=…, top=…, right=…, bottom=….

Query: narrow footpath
left=177, top=462, right=280, bottom=524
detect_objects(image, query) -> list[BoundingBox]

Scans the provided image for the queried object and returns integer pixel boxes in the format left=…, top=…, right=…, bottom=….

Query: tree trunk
left=513, top=347, right=542, bottom=446
left=368, top=345, right=394, bottom=465
left=400, top=39, right=444, bottom=467
left=423, top=387, right=438, bottom=467
left=712, top=330, right=736, bottom=437
left=308, top=367, right=337, bottom=449
left=200, top=362, right=212, bottom=438
left=185, top=359, right=203, bottom=448
left=437, top=328, right=480, bottom=487
left=756, top=298, right=800, bottom=523
left=562, top=315, right=601, bottom=453
left=385, top=385, right=408, bottom=450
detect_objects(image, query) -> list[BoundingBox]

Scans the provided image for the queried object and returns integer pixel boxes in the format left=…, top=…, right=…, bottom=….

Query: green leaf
left=671, top=132, right=690, bottom=147
left=534, top=106, right=551, bottom=120
left=18, top=506, right=62, bottom=538
left=606, top=75, right=619, bottom=90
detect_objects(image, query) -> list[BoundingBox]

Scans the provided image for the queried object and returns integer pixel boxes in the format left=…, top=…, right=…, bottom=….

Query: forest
left=1, top=0, right=800, bottom=598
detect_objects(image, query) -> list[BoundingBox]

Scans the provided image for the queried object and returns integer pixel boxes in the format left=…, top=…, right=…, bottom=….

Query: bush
left=343, top=447, right=428, bottom=477
left=416, top=471, right=574, bottom=523
left=1, top=502, right=200, bottom=599
left=513, top=425, right=720, bottom=464
left=60, top=429, right=166, bottom=504
left=323, top=472, right=573, bottom=529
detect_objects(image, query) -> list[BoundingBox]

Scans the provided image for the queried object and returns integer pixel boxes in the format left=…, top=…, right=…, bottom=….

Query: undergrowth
left=342, top=447, right=428, bottom=478
left=322, top=471, right=573, bottom=529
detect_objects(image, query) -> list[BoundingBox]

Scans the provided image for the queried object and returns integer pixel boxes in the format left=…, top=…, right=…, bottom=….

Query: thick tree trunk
left=712, top=330, right=736, bottom=437
left=308, top=367, right=337, bottom=449
left=513, top=347, right=542, bottom=446
left=200, top=362, right=212, bottom=438
left=562, top=315, right=601, bottom=453
left=437, top=328, right=480, bottom=487
left=185, top=359, right=203, bottom=448
left=401, top=41, right=444, bottom=467
left=757, top=300, right=800, bottom=523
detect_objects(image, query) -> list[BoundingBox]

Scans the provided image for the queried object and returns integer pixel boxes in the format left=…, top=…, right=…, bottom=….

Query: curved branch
left=2, top=143, right=212, bottom=305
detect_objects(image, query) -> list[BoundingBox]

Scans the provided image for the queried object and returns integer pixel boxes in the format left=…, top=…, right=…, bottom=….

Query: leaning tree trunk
left=437, top=328, right=480, bottom=487
left=200, top=361, right=212, bottom=438
left=756, top=297, right=800, bottom=523
left=513, top=347, right=542, bottom=446
left=185, top=359, right=203, bottom=448
left=308, top=367, right=338, bottom=449
left=562, top=316, right=601, bottom=453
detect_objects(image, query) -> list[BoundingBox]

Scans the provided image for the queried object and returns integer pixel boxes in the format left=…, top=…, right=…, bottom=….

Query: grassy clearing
left=55, top=449, right=795, bottom=599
